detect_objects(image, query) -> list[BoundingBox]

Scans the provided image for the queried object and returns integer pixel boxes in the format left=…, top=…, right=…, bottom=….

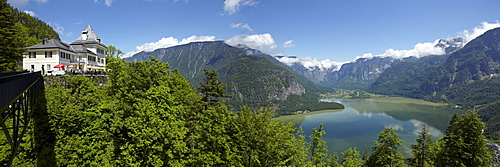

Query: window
left=88, top=56, right=96, bottom=62
left=45, top=51, right=52, bottom=58
left=60, top=52, right=64, bottom=58
left=97, top=48, right=104, bottom=54
left=47, top=64, right=51, bottom=70
left=29, top=52, right=36, bottom=58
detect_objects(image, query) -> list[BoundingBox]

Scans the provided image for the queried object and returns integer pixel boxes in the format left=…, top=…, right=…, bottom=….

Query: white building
left=22, top=25, right=107, bottom=73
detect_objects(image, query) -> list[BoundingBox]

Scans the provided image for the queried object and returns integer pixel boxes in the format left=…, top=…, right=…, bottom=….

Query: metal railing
left=0, top=71, right=43, bottom=166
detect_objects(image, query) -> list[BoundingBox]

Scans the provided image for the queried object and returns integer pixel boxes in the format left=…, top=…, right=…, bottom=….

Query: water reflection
left=300, top=98, right=464, bottom=157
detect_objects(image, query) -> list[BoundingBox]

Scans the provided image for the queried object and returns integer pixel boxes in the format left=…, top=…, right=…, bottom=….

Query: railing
left=0, top=71, right=43, bottom=166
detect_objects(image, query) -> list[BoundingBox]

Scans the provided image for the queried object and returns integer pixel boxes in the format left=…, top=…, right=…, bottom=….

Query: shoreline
left=273, top=109, right=344, bottom=126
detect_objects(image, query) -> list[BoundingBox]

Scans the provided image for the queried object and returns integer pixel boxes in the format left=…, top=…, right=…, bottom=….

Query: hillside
left=368, top=27, right=500, bottom=139
left=126, top=41, right=342, bottom=114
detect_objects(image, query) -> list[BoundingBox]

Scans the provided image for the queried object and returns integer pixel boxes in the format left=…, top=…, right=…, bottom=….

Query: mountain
left=277, top=38, right=464, bottom=90
left=125, top=41, right=341, bottom=114
left=368, top=27, right=500, bottom=139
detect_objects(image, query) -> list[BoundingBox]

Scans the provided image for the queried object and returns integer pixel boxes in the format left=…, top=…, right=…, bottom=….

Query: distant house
left=22, top=25, right=107, bottom=72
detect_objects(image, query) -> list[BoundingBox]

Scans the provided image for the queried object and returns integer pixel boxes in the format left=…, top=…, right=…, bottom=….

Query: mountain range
left=276, top=38, right=465, bottom=90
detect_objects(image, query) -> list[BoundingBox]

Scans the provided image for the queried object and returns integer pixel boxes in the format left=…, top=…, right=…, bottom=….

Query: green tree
left=105, top=45, right=123, bottom=58
left=231, top=107, right=306, bottom=166
left=104, top=56, right=198, bottom=166
left=0, top=0, right=26, bottom=72
left=184, top=69, right=236, bottom=166
left=326, top=153, right=340, bottom=167
left=197, top=69, right=231, bottom=108
left=341, top=147, right=364, bottom=167
left=309, top=123, right=328, bottom=166
left=409, top=124, right=434, bottom=167
left=44, top=76, right=112, bottom=166
left=366, top=127, right=407, bottom=167
left=435, top=112, right=493, bottom=167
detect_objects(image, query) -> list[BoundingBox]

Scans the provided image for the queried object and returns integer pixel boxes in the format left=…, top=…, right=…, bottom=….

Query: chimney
left=42, top=38, right=48, bottom=45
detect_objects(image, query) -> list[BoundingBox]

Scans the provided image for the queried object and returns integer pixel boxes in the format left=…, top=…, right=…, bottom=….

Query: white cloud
left=49, top=22, right=72, bottom=37
left=225, top=33, right=277, bottom=55
left=223, top=0, right=259, bottom=15
left=459, top=21, right=500, bottom=44
left=105, top=0, right=113, bottom=7
left=355, top=21, right=500, bottom=61
left=7, top=0, right=46, bottom=6
left=355, top=39, right=446, bottom=60
left=93, top=0, right=113, bottom=7
left=282, top=40, right=295, bottom=48
left=230, top=23, right=254, bottom=33
left=123, top=35, right=216, bottom=58
left=276, top=56, right=347, bottom=71
left=23, top=10, right=36, bottom=17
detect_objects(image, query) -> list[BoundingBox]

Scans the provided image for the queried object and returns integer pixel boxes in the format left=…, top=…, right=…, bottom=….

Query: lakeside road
left=273, top=109, right=344, bottom=126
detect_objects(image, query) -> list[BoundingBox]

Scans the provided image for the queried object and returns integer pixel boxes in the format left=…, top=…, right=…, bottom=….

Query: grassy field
left=370, top=97, right=448, bottom=106
left=273, top=109, right=343, bottom=126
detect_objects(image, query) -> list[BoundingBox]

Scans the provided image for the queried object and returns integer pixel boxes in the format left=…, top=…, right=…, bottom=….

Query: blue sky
left=8, top=0, right=500, bottom=64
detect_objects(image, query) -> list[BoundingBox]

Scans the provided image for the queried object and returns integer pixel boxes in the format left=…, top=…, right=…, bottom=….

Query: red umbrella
left=53, top=64, right=66, bottom=70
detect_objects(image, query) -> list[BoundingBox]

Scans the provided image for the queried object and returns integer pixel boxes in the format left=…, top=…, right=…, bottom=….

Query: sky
left=7, top=0, right=500, bottom=67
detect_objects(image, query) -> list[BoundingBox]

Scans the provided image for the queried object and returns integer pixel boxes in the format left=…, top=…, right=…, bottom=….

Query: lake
left=292, top=97, right=465, bottom=157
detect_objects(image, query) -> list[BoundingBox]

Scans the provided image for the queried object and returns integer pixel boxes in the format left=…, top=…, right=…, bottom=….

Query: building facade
left=22, top=25, right=107, bottom=73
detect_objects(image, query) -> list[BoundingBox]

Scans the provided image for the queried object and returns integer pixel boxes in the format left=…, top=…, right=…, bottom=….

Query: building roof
left=24, top=39, right=75, bottom=53
left=71, top=44, right=96, bottom=55
left=70, top=25, right=106, bottom=47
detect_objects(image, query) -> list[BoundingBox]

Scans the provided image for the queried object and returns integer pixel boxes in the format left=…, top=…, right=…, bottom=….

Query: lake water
left=298, top=97, right=465, bottom=157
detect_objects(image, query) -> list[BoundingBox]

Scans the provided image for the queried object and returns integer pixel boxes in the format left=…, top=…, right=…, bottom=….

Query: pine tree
left=309, top=123, right=328, bottom=166
left=436, top=112, right=493, bottom=167
left=366, top=127, right=407, bottom=167
left=197, top=69, right=231, bottom=109
left=410, top=124, right=434, bottom=167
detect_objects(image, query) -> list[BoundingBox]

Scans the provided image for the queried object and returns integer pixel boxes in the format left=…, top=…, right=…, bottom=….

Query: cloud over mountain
left=459, top=21, right=500, bottom=43
left=276, top=56, right=346, bottom=71
left=225, top=33, right=277, bottom=55
left=355, top=39, right=446, bottom=60
left=276, top=21, right=500, bottom=71
left=23, top=10, right=36, bottom=16
left=123, top=35, right=216, bottom=58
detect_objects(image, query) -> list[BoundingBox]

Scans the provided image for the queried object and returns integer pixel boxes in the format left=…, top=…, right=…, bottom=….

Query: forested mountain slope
left=126, top=41, right=342, bottom=114
left=9, top=6, right=60, bottom=46
left=368, top=27, right=500, bottom=139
